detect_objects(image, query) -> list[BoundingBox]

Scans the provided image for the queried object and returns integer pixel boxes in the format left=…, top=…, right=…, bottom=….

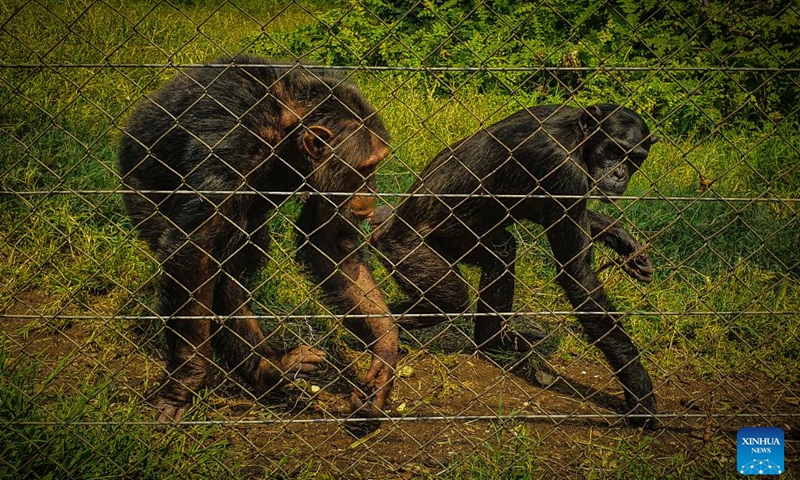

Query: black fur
left=370, top=104, right=659, bottom=428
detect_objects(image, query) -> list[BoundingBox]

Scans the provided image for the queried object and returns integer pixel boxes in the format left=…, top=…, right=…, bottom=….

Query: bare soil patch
left=2, top=297, right=797, bottom=478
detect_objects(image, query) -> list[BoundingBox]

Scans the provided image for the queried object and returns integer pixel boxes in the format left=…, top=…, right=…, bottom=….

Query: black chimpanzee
left=119, top=55, right=397, bottom=422
left=370, top=104, right=660, bottom=428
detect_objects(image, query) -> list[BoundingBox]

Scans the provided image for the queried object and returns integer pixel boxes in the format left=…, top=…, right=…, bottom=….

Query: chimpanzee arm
left=546, top=212, right=658, bottom=428
left=295, top=197, right=398, bottom=413
left=588, top=210, right=643, bottom=254
left=587, top=210, right=653, bottom=282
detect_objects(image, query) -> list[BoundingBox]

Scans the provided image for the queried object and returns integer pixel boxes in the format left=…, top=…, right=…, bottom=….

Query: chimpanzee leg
left=470, top=231, right=515, bottom=347
left=469, top=231, right=547, bottom=351
left=154, top=217, right=222, bottom=423
left=210, top=224, right=277, bottom=386
left=465, top=230, right=536, bottom=350
left=210, top=214, right=326, bottom=395
left=381, top=236, right=470, bottom=329
left=546, top=216, right=658, bottom=428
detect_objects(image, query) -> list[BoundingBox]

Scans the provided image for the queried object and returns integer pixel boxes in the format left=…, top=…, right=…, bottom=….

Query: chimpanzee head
left=297, top=81, right=390, bottom=221
left=579, top=105, right=659, bottom=200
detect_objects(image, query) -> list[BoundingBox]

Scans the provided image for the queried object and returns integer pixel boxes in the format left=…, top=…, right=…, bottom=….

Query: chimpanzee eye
left=605, top=143, right=625, bottom=159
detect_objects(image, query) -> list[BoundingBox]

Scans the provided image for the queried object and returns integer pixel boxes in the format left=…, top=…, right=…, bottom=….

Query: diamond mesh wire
left=1, top=1, right=798, bottom=478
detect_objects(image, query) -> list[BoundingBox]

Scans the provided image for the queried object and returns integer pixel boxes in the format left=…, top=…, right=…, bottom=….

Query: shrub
left=250, top=0, right=798, bottom=135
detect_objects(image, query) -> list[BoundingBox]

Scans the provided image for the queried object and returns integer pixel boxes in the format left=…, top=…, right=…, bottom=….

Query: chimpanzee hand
left=617, top=250, right=654, bottom=283
left=350, top=320, right=398, bottom=417
left=279, top=345, right=327, bottom=380
left=363, top=329, right=398, bottom=407
left=588, top=211, right=654, bottom=283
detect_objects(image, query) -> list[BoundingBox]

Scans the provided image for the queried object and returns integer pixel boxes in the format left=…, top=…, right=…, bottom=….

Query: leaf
left=534, top=370, right=557, bottom=386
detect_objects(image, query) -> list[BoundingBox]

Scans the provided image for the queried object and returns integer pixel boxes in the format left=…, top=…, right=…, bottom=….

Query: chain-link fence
left=1, top=1, right=798, bottom=478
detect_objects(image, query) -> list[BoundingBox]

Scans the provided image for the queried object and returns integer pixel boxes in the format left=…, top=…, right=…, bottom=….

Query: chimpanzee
left=370, top=104, right=660, bottom=428
left=119, top=55, right=397, bottom=422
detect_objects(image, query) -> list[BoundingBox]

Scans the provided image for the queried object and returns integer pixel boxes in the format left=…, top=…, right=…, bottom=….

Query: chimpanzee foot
left=223, top=345, right=328, bottom=400
left=627, top=409, right=659, bottom=429
left=153, top=371, right=211, bottom=424
left=154, top=396, right=190, bottom=424
left=478, top=328, right=547, bottom=352
left=153, top=385, right=197, bottom=424
left=625, top=397, right=659, bottom=429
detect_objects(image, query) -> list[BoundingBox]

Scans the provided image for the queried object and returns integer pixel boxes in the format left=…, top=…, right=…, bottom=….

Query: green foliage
left=441, top=423, right=544, bottom=479
left=251, top=0, right=799, bottom=135
left=0, top=347, right=241, bottom=480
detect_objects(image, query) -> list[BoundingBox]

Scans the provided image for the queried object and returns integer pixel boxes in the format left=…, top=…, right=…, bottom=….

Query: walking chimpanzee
left=370, top=104, right=660, bottom=428
left=119, top=55, right=397, bottom=422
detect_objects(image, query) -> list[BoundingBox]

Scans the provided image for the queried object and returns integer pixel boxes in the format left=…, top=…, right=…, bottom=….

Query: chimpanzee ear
left=302, top=125, right=334, bottom=160
left=579, top=105, right=603, bottom=137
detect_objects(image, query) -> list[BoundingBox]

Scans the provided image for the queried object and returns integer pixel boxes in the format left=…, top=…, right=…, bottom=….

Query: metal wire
left=2, top=190, right=799, bottom=203
left=2, top=63, right=798, bottom=72
left=1, top=0, right=798, bottom=478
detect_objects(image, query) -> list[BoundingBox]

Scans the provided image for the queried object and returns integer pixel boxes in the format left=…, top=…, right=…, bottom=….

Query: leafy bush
left=250, top=0, right=798, bottom=135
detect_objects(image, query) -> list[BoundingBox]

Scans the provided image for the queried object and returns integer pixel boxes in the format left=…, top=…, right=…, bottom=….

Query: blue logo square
left=737, top=427, right=784, bottom=475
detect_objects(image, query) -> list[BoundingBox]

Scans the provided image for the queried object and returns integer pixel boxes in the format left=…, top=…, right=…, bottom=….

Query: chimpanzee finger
left=618, top=252, right=653, bottom=283
left=622, top=263, right=653, bottom=283
left=295, top=363, right=318, bottom=373
left=371, top=380, right=392, bottom=410
left=281, top=346, right=326, bottom=371
left=632, top=255, right=654, bottom=274
left=631, top=254, right=654, bottom=282
left=364, top=366, right=394, bottom=410
left=350, top=391, right=365, bottom=411
left=349, top=379, right=390, bottom=418
left=361, top=361, right=391, bottom=402
left=291, top=345, right=327, bottom=360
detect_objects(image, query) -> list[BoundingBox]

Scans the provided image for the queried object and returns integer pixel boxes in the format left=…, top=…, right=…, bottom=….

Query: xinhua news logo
left=737, top=427, right=784, bottom=475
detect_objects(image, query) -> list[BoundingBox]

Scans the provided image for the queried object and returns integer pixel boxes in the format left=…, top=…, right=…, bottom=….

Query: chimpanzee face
left=582, top=107, right=658, bottom=200
left=588, top=136, right=651, bottom=198
left=302, top=122, right=389, bottom=220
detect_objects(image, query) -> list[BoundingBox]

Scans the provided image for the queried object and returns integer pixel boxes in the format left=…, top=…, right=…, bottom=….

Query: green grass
left=1, top=0, right=799, bottom=479
left=0, top=347, right=241, bottom=480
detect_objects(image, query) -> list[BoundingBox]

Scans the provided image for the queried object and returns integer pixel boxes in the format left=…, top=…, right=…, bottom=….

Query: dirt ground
left=2, top=294, right=798, bottom=478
